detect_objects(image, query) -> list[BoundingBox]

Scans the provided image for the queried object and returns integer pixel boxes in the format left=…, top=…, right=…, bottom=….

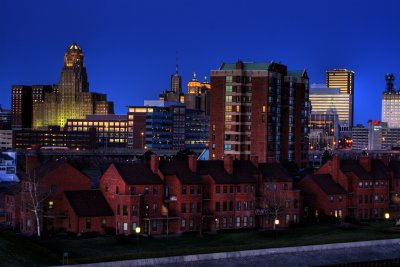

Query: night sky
left=1, top=0, right=400, bottom=126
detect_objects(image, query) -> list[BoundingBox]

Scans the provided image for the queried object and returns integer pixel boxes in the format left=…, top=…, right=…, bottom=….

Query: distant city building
left=11, top=43, right=114, bottom=130
left=184, top=73, right=211, bottom=115
left=326, top=69, right=355, bottom=129
left=0, top=152, right=18, bottom=182
left=309, top=113, right=339, bottom=150
left=13, top=126, right=96, bottom=150
left=351, top=124, right=368, bottom=150
left=127, top=102, right=209, bottom=151
left=67, top=114, right=128, bottom=147
left=382, top=73, right=400, bottom=128
left=159, top=66, right=185, bottom=103
left=0, top=130, right=13, bottom=151
left=11, top=85, right=32, bottom=129
left=309, top=84, right=352, bottom=137
left=351, top=120, right=400, bottom=151
left=210, top=61, right=310, bottom=166
left=0, top=105, right=11, bottom=130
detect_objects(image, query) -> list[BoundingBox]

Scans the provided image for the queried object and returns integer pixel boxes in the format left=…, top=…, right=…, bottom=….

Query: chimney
left=331, top=155, right=340, bottom=181
left=359, top=156, right=371, bottom=172
left=150, top=154, right=160, bottom=174
left=25, top=151, right=39, bottom=174
left=250, top=154, right=259, bottom=167
left=236, top=60, right=244, bottom=70
left=188, top=154, right=197, bottom=172
left=224, top=155, right=233, bottom=175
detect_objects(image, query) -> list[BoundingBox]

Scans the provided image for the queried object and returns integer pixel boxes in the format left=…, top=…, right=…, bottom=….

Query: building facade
left=326, top=69, right=355, bottom=129
left=11, top=43, right=114, bottom=130
left=309, top=84, right=352, bottom=136
left=0, top=105, right=11, bottom=130
left=209, top=61, right=310, bottom=167
left=382, top=74, right=400, bottom=128
left=127, top=103, right=208, bottom=152
left=66, top=114, right=128, bottom=148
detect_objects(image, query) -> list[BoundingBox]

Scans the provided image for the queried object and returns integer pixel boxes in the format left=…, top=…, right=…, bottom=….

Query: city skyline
left=1, top=0, right=400, bottom=126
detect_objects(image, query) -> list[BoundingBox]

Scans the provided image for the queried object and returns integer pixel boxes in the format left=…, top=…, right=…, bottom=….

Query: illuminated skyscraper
left=326, top=69, right=355, bottom=128
left=382, top=73, right=400, bottom=128
left=309, top=84, right=352, bottom=135
left=29, top=43, right=114, bottom=129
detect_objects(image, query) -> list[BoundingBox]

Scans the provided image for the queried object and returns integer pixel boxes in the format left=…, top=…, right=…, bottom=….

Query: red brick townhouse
left=257, top=162, right=301, bottom=228
left=20, top=159, right=92, bottom=235
left=100, top=158, right=164, bottom=236
left=298, top=174, right=347, bottom=219
left=386, top=160, right=400, bottom=216
left=158, top=155, right=203, bottom=234
left=64, top=190, right=114, bottom=234
left=198, top=156, right=258, bottom=231
left=315, top=156, right=391, bottom=220
left=3, top=184, right=21, bottom=229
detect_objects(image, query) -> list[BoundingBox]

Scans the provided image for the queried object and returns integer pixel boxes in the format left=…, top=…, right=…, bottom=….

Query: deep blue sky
left=1, top=0, right=400, bottom=126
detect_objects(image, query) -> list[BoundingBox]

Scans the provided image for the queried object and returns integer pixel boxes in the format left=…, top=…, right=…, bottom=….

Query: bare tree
left=258, top=184, right=289, bottom=230
left=23, top=171, right=51, bottom=237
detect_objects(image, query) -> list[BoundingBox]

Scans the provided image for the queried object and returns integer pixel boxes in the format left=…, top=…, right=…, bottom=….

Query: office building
left=0, top=105, right=11, bottom=130
left=382, top=73, right=400, bottom=128
left=184, top=73, right=211, bottom=115
left=351, top=125, right=368, bottom=150
left=309, top=113, right=339, bottom=150
left=127, top=101, right=209, bottom=151
left=11, top=85, right=32, bottom=129
left=209, top=61, right=310, bottom=167
left=13, top=126, right=96, bottom=150
left=66, top=114, right=128, bottom=147
left=326, top=69, right=354, bottom=128
left=159, top=66, right=185, bottom=104
left=0, top=130, right=13, bottom=151
left=11, top=43, right=114, bottom=130
left=309, top=84, right=352, bottom=136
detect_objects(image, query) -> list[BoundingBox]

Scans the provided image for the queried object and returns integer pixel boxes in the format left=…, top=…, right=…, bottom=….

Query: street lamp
left=385, top=212, right=390, bottom=220
left=135, top=226, right=141, bottom=240
left=274, top=219, right=280, bottom=226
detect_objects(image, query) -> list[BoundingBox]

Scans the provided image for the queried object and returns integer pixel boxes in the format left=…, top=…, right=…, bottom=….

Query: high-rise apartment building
left=11, top=43, right=114, bottom=130
left=382, top=73, right=400, bottom=128
left=326, top=69, right=355, bottom=128
left=209, top=61, right=310, bottom=166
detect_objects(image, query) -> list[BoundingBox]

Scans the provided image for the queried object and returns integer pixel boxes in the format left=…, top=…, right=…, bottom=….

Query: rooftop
left=65, top=190, right=114, bottom=217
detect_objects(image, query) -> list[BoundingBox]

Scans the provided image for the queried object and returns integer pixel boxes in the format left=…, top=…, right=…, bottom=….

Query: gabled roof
left=159, top=160, right=202, bottom=185
left=340, top=159, right=389, bottom=180
left=0, top=154, right=14, bottom=161
left=197, top=160, right=258, bottom=184
left=112, top=163, right=163, bottom=185
left=64, top=190, right=113, bottom=217
left=258, top=162, right=292, bottom=182
left=309, top=174, right=347, bottom=195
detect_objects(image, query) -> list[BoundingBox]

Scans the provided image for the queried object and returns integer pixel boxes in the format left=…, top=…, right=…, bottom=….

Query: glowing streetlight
left=274, top=219, right=280, bottom=225
left=385, top=212, right=390, bottom=219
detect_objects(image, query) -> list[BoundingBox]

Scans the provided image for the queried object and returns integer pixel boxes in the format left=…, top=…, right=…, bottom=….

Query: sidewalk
left=60, top=238, right=400, bottom=267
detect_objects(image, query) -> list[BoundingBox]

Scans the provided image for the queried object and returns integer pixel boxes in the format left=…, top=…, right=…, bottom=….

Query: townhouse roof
left=197, top=160, right=258, bottom=184
left=112, top=162, right=163, bottom=185
left=64, top=190, right=114, bottom=217
left=0, top=154, right=14, bottom=161
left=340, top=159, right=390, bottom=180
left=258, top=162, right=292, bottom=182
left=159, top=160, right=202, bottom=184
left=309, top=174, right=347, bottom=195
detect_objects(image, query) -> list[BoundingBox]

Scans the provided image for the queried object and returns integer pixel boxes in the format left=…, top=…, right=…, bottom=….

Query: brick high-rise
left=210, top=61, right=310, bottom=167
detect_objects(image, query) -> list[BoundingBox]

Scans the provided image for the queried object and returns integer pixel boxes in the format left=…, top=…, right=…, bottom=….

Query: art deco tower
left=31, top=43, right=113, bottom=129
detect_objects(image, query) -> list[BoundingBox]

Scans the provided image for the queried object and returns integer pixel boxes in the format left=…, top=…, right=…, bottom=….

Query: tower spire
left=175, top=50, right=179, bottom=74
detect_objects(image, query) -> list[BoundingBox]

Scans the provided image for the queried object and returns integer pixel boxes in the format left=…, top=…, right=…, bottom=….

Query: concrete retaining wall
left=60, top=238, right=400, bottom=267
